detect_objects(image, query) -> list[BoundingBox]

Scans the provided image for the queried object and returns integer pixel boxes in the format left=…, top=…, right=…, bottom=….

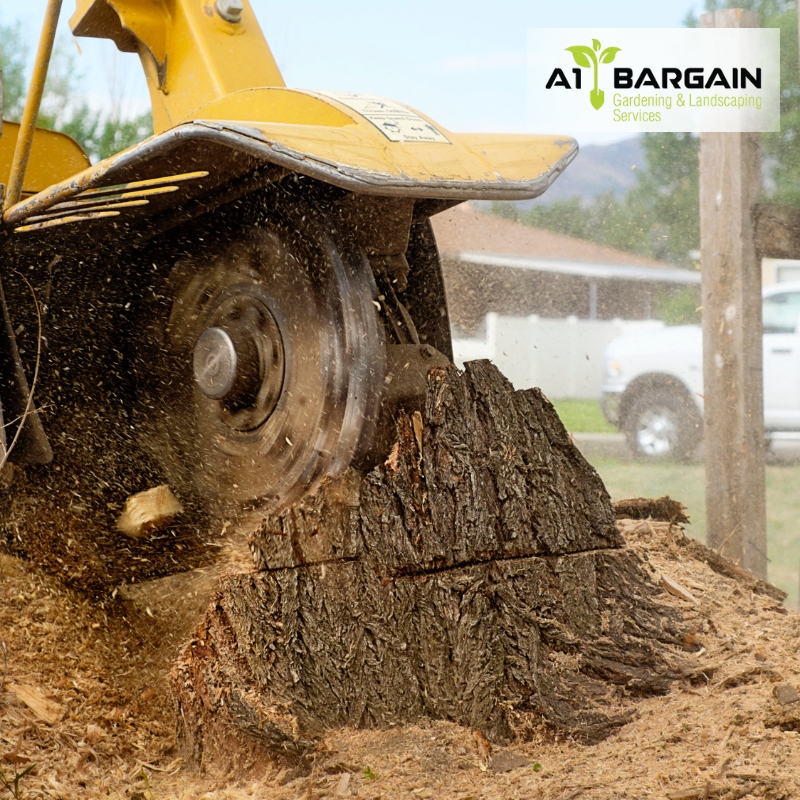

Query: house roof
left=455, top=252, right=700, bottom=285
left=430, top=203, right=677, bottom=270
left=428, top=203, right=699, bottom=331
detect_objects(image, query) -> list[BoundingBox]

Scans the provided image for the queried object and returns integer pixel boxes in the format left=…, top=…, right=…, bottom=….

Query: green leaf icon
left=565, top=45, right=596, bottom=69
left=599, top=46, right=621, bottom=64
left=566, top=39, right=618, bottom=111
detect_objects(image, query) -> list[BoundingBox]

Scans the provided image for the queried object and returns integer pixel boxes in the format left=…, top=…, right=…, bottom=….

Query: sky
left=1, top=0, right=702, bottom=146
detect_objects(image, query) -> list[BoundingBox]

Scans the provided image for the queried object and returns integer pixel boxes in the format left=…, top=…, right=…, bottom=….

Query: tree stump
left=171, top=361, right=685, bottom=773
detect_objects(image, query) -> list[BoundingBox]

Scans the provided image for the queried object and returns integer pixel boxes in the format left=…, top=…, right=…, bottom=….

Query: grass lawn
left=551, top=399, right=616, bottom=433
left=591, top=457, right=800, bottom=608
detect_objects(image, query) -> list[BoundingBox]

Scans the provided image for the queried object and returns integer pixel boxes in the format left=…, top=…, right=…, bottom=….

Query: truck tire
left=623, top=387, right=701, bottom=461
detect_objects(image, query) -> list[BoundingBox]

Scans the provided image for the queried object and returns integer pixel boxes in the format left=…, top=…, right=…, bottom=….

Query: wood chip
left=128, top=758, right=183, bottom=779
left=773, top=684, right=800, bottom=705
left=472, top=729, right=492, bottom=760
left=335, top=772, right=351, bottom=796
left=764, top=704, right=800, bottom=732
left=85, top=723, right=104, bottom=745
left=666, top=783, right=725, bottom=800
left=561, top=789, right=590, bottom=800
left=660, top=573, right=699, bottom=604
left=116, top=484, right=182, bottom=539
left=719, top=666, right=779, bottom=690
left=412, top=410, right=424, bottom=454
left=2, top=733, right=25, bottom=765
left=726, top=772, right=781, bottom=786
left=614, top=496, right=690, bottom=524
left=384, top=441, right=400, bottom=472
left=9, top=683, right=65, bottom=725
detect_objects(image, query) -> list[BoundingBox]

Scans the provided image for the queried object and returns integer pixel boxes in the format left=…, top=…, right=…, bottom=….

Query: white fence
left=452, top=313, right=663, bottom=400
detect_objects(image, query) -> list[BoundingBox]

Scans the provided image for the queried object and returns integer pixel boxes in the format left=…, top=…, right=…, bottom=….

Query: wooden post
left=700, top=9, right=767, bottom=579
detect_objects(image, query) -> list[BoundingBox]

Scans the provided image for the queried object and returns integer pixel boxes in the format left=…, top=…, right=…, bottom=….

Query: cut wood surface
left=172, top=361, right=688, bottom=773
left=116, top=484, right=183, bottom=539
left=660, top=573, right=699, bottom=605
left=8, top=683, right=65, bottom=725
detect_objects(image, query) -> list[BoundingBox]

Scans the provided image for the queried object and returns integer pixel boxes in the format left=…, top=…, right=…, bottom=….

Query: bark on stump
left=171, top=361, right=685, bottom=772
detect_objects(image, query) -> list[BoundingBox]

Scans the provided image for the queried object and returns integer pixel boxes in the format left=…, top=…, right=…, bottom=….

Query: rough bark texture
left=612, top=496, right=690, bottom=525
left=753, top=202, right=800, bottom=259
left=171, top=361, right=686, bottom=773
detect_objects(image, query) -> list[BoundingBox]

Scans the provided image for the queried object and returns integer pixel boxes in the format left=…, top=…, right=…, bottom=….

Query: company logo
left=546, top=38, right=620, bottom=110
left=529, top=28, right=779, bottom=133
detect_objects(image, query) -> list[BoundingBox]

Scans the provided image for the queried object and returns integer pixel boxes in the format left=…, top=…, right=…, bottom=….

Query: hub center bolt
left=193, top=327, right=238, bottom=400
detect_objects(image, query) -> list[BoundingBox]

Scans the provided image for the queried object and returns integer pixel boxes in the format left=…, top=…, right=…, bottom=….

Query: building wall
left=762, top=258, right=800, bottom=286
left=441, top=260, right=670, bottom=334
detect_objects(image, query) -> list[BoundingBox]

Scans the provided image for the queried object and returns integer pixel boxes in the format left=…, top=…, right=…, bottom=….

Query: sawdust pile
left=1, top=516, right=800, bottom=800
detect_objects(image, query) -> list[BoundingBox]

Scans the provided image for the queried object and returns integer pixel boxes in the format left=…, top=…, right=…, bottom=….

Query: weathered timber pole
left=699, top=9, right=767, bottom=578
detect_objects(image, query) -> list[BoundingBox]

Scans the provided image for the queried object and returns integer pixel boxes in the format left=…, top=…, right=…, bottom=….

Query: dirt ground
left=2, top=517, right=800, bottom=800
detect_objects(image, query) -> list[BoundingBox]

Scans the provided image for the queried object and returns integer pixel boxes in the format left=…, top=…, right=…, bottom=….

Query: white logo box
left=528, top=28, right=779, bottom=133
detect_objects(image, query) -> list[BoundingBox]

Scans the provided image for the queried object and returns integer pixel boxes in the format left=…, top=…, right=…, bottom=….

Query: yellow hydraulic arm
left=0, top=0, right=582, bottom=570
left=71, top=0, right=285, bottom=132
left=3, top=0, right=62, bottom=211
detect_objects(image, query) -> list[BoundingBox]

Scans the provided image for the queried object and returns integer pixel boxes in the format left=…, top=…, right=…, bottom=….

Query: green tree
left=622, top=0, right=797, bottom=255
left=620, top=132, right=699, bottom=265
left=0, top=20, right=152, bottom=162
left=494, top=196, right=591, bottom=240
left=655, top=285, right=702, bottom=326
left=700, top=1, right=800, bottom=203
left=493, top=131, right=699, bottom=268
left=0, top=20, right=28, bottom=119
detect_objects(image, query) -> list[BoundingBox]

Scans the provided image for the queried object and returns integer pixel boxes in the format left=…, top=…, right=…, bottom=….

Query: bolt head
left=215, top=0, right=243, bottom=23
left=194, top=327, right=238, bottom=400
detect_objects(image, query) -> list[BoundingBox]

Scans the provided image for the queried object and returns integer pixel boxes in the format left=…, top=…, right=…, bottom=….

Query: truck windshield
left=762, top=291, right=800, bottom=334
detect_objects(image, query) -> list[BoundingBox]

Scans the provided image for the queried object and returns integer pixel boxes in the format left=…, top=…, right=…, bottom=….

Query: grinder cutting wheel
left=0, top=0, right=577, bottom=589
left=138, top=190, right=388, bottom=514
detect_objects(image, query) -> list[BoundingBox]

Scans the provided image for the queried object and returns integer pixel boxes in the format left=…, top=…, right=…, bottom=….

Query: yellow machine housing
left=2, top=0, right=576, bottom=230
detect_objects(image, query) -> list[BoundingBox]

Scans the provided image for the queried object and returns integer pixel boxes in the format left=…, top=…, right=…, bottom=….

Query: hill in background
left=532, top=137, right=645, bottom=206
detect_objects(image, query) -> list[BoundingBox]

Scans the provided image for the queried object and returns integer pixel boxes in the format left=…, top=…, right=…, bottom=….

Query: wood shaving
left=1, top=517, right=799, bottom=799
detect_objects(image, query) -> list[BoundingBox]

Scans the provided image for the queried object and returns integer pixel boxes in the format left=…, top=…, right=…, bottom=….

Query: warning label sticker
left=314, top=91, right=450, bottom=144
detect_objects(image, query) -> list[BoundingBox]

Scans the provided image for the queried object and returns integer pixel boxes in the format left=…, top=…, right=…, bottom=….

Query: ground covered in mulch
left=2, top=515, right=800, bottom=800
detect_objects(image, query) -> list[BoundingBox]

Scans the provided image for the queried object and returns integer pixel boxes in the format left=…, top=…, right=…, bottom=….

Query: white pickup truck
left=601, top=280, right=800, bottom=459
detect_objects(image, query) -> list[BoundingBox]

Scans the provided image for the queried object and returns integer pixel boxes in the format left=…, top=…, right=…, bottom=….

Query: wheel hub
left=636, top=406, right=678, bottom=456
left=145, top=197, right=387, bottom=513
left=193, top=327, right=239, bottom=400
left=193, top=290, right=286, bottom=432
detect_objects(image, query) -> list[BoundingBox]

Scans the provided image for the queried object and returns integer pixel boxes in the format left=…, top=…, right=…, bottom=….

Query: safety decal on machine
left=314, top=91, right=450, bottom=143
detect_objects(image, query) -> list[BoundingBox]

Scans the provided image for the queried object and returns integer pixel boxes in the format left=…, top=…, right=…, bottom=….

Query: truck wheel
left=624, top=388, right=700, bottom=461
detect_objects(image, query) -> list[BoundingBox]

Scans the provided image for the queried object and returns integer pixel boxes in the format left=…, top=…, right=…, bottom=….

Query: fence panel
left=452, top=313, right=663, bottom=399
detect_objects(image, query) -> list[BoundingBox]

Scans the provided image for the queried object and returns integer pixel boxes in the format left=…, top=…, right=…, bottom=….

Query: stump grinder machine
left=0, top=0, right=576, bottom=590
